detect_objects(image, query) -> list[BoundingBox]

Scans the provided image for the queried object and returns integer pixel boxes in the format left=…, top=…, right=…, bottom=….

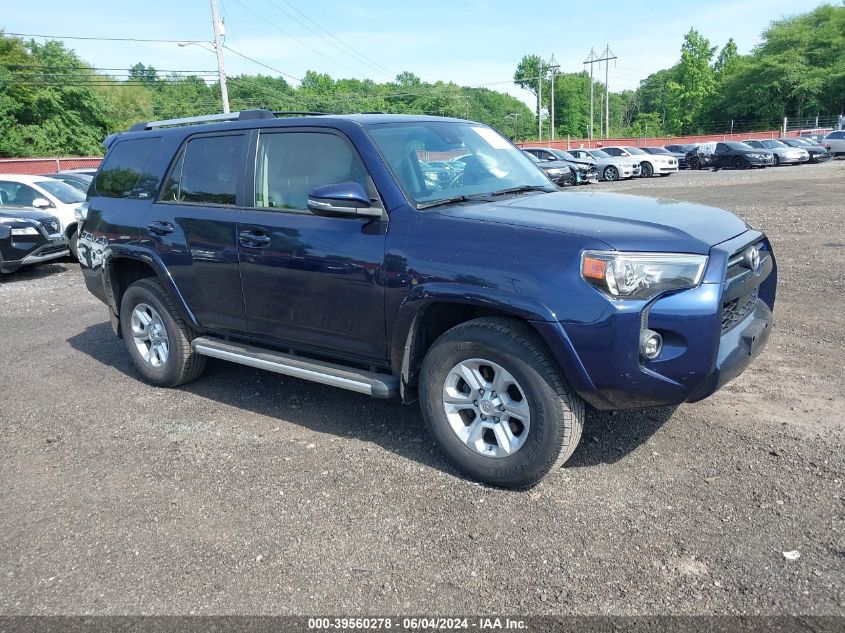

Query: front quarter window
left=366, top=121, right=552, bottom=207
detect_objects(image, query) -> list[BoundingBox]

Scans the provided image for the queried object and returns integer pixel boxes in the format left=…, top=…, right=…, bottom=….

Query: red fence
left=0, top=157, right=102, bottom=176
left=520, top=129, right=815, bottom=150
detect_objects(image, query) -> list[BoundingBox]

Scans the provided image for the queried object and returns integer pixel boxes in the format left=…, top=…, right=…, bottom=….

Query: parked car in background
left=799, top=132, right=828, bottom=145
left=0, top=174, right=85, bottom=258
left=40, top=170, right=93, bottom=193
left=61, top=167, right=98, bottom=176
left=685, top=144, right=713, bottom=170
left=0, top=206, right=69, bottom=274
left=602, top=146, right=677, bottom=177
left=778, top=137, right=832, bottom=162
left=822, top=130, right=845, bottom=156
left=521, top=148, right=598, bottom=184
left=566, top=148, right=639, bottom=181
left=522, top=151, right=575, bottom=186
left=643, top=146, right=688, bottom=169
left=742, top=139, right=809, bottom=165
left=710, top=142, right=775, bottom=170
left=665, top=143, right=698, bottom=162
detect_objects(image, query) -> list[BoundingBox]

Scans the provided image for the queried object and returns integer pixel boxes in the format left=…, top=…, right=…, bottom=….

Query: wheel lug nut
left=473, top=400, right=478, bottom=406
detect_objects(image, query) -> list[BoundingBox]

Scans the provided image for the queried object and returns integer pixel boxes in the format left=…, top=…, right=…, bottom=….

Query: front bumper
left=777, top=153, right=809, bottom=164
left=0, top=240, right=69, bottom=273
left=534, top=231, right=776, bottom=410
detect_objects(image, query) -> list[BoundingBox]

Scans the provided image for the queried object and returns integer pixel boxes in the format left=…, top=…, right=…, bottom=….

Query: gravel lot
left=1, top=161, right=843, bottom=616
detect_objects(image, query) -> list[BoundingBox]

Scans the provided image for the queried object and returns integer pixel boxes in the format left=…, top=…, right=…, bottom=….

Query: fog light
left=640, top=330, right=663, bottom=360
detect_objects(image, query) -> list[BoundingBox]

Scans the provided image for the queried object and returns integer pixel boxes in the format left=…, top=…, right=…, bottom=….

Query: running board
left=191, top=336, right=399, bottom=398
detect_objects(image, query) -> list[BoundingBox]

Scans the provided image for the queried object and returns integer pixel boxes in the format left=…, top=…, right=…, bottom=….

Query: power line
left=264, top=0, right=394, bottom=78
left=4, top=31, right=206, bottom=44
left=222, top=45, right=303, bottom=83
left=229, top=0, right=361, bottom=77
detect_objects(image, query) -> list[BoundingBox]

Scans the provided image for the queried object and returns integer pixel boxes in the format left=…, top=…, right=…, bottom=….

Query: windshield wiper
left=485, top=185, right=554, bottom=196
left=416, top=195, right=473, bottom=210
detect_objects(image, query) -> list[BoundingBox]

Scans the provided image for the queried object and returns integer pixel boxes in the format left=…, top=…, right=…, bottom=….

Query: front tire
left=640, top=161, right=654, bottom=177
left=690, top=156, right=701, bottom=170
left=603, top=165, right=619, bottom=181
left=67, top=229, right=79, bottom=260
left=120, top=278, right=206, bottom=387
left=732, top=156, right=747, bottom=170
left=773, top=154, right=781, bottom=166
left=419, top=317, right=584, bottom=489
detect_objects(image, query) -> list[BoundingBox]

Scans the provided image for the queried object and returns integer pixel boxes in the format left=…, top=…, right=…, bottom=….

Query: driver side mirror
left=31, top=197, right=52, bottom=209
left=307, top=182, right=382, bottom=218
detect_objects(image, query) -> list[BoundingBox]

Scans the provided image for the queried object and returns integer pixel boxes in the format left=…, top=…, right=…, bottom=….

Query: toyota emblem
left=743, top=246, right=760, bottom=271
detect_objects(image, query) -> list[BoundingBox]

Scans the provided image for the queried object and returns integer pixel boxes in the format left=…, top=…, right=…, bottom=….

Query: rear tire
left=120, top=278, right=206, bottom=387
left=418, top=317, right=584, bottom=489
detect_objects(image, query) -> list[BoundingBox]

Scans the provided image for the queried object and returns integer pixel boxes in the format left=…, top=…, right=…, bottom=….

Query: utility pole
left=548, top=55, right=560, bottom=143
left=507, top=112, right=519, bottom=140
left=584, top=46, right=616, bottom=140
left=537, top=73, right=542, bottom=141
left=210, top=0, right=230, bottom=113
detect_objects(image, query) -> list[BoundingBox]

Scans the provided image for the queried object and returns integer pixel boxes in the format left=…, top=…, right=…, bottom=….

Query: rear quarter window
left=95, top=137, right=163, bottom=199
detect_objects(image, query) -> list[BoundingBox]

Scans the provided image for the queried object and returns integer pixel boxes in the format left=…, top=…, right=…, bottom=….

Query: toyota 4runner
left=78, top=110, right=776, bottom=488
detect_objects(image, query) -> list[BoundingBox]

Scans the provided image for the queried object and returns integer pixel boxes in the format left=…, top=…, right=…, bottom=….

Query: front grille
left=726, top=240, right=765, bottom=281
left=721, top=288, right=758, bottom=333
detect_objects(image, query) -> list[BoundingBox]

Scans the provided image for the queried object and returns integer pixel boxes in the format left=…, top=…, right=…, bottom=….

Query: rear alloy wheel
left=640, top=161, right=654, bottom=177
left=120, top=278, right=206, bottom=387
left=732, top=156, right=747, bottom=170
left=419, top=317, right=584, bottom=489
left=603, top=165, right=619, bottom=181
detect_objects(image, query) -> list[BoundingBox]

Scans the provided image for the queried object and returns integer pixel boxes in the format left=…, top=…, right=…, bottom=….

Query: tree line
left=516, top=3, right=844, bottom=138
left=1, top=4, right=843, bottom=157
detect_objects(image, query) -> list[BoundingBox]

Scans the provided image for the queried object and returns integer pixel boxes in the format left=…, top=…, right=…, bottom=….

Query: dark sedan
left=643, top=146, right=688, bottom=169
left=710, top=141, right=775, bottom=170
left=522, top=151, right=575, bottom=186
left=779, top=137, right=832, bottom=163
left=522, top=147, right=598, bottom=184
left=0, top=206, right=69, bottom=273
left=40, top=171, right=93, bottom=194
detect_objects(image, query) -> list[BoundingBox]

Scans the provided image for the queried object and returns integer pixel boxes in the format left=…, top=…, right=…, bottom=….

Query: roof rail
left=271, top=111, right=333, bottom=117
left=129, top=109, right=276, bottom=132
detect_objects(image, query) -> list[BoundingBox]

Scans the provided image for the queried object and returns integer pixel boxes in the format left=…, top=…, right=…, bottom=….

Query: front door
left=143, top=132, right=248, bottom=332
left=237, top=129, right=387, bottom=362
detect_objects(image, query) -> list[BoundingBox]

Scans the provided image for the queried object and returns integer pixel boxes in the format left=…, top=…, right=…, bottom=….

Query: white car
left=822, top=130, right=845, bottom=156
left=603, top=146, right=678, bottom=177
left=0, top=174, right=86, bottom=258
left=567, top=148, right=640, bottom=181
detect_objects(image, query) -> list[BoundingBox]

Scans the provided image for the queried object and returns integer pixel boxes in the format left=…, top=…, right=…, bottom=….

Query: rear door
left=237, top=128, right=388, bottom=362
left=144, top=132, right=248, bottom=332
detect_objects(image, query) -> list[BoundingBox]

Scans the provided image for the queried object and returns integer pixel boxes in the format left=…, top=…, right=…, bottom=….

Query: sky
left=2, top=0, right=828, bottom=108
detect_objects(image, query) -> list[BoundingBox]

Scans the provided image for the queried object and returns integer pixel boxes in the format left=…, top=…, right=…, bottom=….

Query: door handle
left=239, top=229, right=271, bottom=248
left=147, top=221, right=175, bottom=236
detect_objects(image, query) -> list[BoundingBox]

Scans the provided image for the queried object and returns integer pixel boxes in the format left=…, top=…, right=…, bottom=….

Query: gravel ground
left=0, top=161, right=843, bottom=616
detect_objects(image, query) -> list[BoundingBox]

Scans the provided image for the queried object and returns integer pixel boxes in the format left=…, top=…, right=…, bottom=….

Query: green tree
left=666, top=28, right=717, bottom=133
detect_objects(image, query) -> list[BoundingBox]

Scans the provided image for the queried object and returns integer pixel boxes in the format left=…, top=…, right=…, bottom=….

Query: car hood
left=0, top=205, right=59, bottom=222
left=441, top=191, right=749, bottom=254
left=538, top=160, right=572, bottom=170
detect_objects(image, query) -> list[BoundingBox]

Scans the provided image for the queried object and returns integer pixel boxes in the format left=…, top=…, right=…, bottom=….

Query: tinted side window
left=254, top=132, right=369, bottom=211
left=95, top=137, right=162, bottom=199
left=162, top=135, right=243, bottom=205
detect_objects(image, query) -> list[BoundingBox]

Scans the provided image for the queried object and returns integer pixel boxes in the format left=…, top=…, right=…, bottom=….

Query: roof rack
left=129, top=109, right=277, bottom=132
left=272, top=111, right=333, bottom=117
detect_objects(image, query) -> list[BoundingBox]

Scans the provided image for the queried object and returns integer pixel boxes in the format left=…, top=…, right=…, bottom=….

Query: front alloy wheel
left=603, top=165, right=619, bottom=181
left=640, top=161, right=654, bottom=177
left=442, top=358, right=530, bottom=458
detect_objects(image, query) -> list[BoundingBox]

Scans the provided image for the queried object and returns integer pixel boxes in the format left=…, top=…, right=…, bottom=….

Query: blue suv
left=78, top=110, right=776, bottom=488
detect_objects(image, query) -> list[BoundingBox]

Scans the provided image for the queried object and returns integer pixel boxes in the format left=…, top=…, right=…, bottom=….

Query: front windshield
left=589, top=149, right=611, bottom=159
left=762, top=140, right=786, bottom=148
left=35, top=179, right=86, bottom=204
left=623, top=147, right=648, bottom=155
left=367, top=121, right=552, bottom=206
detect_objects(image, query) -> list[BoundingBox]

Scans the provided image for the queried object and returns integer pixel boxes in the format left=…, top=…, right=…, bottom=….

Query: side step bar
left=191, top=336, right=399, bottom=399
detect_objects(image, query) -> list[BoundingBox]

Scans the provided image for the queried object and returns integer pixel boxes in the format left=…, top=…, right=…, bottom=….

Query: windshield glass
left=725, top=141, right=754, bottom=150
left=548, top=149, right=576, bottom=161
left=589, top=149, right=611, bottom=159
left=646, top=147, right=670, bottom=154
left=35, top=179, right=86, bottom=204
left=761, top=140, right=786, bottom=148
left=367, top=121, right=552, bottom=206
left=622, top=147, right=648, bottom=155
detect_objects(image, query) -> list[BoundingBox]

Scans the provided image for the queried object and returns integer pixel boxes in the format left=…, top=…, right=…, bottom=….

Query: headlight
left=10, top=226, right=40, bottom=236
left=581, top=251, right=708, bottom=300
left=547, top=168, right=563, bottom=175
